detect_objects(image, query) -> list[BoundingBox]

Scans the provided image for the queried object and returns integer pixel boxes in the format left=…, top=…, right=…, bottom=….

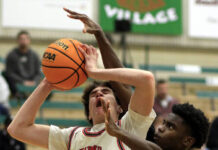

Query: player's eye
left=90, top=91, right=97, bottom=97
left=102, top=89, right=110, bottom=94
left=166, top=123, right=174, bottom=130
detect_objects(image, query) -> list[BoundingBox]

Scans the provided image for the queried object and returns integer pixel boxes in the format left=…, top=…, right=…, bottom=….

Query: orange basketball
left=41, top=38, right=87, bottom=90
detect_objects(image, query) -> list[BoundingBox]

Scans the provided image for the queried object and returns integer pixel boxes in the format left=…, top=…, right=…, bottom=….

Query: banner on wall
left=99, top=0, right=182, bottom=35
left=189, top=0, right=218, bottom=39
left=2, top=0, right=94, bottom=30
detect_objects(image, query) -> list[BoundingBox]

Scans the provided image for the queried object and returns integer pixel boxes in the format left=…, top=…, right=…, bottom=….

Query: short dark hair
left=17, top=30, right=30, bottom=39
left=157, top=79, right=166, bottom=85
left=172, top=103, right=209, bottom=148
left=82, top=81, right=121, bottom=125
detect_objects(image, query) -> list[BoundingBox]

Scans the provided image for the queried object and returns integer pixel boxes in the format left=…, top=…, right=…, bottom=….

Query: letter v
left=104, top=4, right=118, bottom=18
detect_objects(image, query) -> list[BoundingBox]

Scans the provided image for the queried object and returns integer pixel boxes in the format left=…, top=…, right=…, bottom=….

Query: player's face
left=88, top=86, right=119, bottom=125
left=153, top=113, right=190, bottom=150
left=17, top=34, right=31, bottom=49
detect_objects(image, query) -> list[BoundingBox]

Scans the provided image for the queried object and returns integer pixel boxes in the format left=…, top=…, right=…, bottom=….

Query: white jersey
left=49, top=108, right=156, bottom=150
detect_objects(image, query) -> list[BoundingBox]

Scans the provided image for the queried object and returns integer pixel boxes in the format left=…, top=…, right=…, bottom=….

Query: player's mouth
left=153, top=133, right=161, bottom=142
left=96, top=99, right=102, bottom=108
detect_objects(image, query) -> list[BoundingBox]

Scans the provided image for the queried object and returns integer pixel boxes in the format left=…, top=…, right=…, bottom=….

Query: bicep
left=129, top=79, right=155, bottom=116
left=109, top=81, right=132, bottom=112
left=16, top=124, right=50, bottom=149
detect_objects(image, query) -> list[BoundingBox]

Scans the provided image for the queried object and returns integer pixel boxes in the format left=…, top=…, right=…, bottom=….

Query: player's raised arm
left=63, top=8, right=131, bottom=112
left=79, top=45, right=155, bottom=116
left=101, top=99, right=161, bottom=150
left=7, top=79, right=53, bottom=148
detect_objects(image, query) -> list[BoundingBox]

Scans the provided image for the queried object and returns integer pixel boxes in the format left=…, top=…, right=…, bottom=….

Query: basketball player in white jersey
left=8, top=42, right=156, bottom=150
left=62, top=8, right=209, bottom=150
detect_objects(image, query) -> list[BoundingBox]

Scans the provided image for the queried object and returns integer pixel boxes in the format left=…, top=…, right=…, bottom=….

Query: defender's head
left=82, top=81, right=123, bottom=125
left=153, top=103, right=209, bottom=150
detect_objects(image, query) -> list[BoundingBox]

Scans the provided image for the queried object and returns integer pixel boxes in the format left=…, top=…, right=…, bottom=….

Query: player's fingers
left=107, top=108, right=111, bottom=122
left=67, top=15, right=85, bottom=20
left=90, top=46, right=98, bottom=58
left=101, top=99, right=107, bottom=113
left=106, top=100, right=110, bottom=110
left=64, top=8, right=90, bottom=23
left=81, top=44, right=91, bottom=55
left=63, top=8, right=79, bottom=15
left=86, top=45, right=92, bottom=55
left=106, top=101, right=110, bottom=120
left=78, top=47, right=88, bottom=58
left=90, top=45, right=97, bottom=54
left=80, top=44, right=89, bottom=54
left=80, top=44, right=87, bottom=49
left=83, top=28, right=87, bottom=33
left=88, top=45, right=95, bottom=54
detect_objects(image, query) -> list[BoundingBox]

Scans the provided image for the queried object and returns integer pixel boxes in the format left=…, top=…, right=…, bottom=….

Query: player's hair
left=17, top=30, right=30, bottom=39
left=172, top=103, right=209, bottom=148
left=156, top=79, right=166, bottom=85
left=82, top=81, right=121, bottom=125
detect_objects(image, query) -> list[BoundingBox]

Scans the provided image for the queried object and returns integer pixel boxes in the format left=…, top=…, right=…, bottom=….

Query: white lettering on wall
left=105, top=4, right=118, bottom=18
left=104, top=4, right=178, bottom=25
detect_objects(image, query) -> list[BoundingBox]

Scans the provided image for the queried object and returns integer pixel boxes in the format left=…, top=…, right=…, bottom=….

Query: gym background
left=0, top=0, right=218, bottom=150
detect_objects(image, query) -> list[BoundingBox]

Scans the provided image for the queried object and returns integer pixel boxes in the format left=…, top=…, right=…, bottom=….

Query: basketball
left=41, top=38, right=87, bottom=90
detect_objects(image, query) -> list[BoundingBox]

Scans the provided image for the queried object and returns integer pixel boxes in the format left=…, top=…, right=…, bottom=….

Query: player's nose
left=96, top=91, right=103, bottom=98
left=157, top=124, right=165, bottom=133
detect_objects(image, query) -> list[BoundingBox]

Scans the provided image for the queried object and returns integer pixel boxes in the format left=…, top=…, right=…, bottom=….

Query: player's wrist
left=86, top=68, right=98, bottom=78
left=114, top=128, right=125, bottom=139
left=41, top=78, right=53, bottom=91
left=94, top=29, right=104, bottom=37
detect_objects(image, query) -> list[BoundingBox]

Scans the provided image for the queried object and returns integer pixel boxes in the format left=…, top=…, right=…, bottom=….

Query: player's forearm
left=115, top=129, right=161, bottom=150
left=89, top=68, right=153, bottom=87
left=94, top=30, right=131, bottom=111
left=94, top=30, right=123, bottom=68
left=8, top=80, right=52, bottom=135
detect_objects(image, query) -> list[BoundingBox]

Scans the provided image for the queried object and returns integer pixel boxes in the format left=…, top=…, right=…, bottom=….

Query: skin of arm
left=79, top=45, right=155, bottom=116
left=7, top=79, right=54, bottom=148
left=101, top=99, right=161, bottom=150
left=63, top=8, right=131, bottom=112
left=115, top=129, right=161, bottom=150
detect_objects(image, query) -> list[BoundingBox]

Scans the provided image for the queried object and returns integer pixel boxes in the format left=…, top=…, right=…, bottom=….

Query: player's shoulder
left=120, top=108, right=156, bottom=126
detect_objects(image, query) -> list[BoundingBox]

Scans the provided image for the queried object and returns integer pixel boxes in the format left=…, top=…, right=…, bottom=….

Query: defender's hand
left=101, top=99, right=121, bottom=137
left=64, top=8, right=102, bottom=34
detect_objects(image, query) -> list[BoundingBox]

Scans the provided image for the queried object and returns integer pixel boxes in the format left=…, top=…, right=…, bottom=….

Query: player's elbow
left=7, top=123, right=16, bottom=138
left=7, top=122, right=23, bottom=139
left=139, top=71, right=155, bottom=87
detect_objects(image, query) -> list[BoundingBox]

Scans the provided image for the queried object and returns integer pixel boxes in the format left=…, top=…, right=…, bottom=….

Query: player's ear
left=183, top=136, right=195, bottom=148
